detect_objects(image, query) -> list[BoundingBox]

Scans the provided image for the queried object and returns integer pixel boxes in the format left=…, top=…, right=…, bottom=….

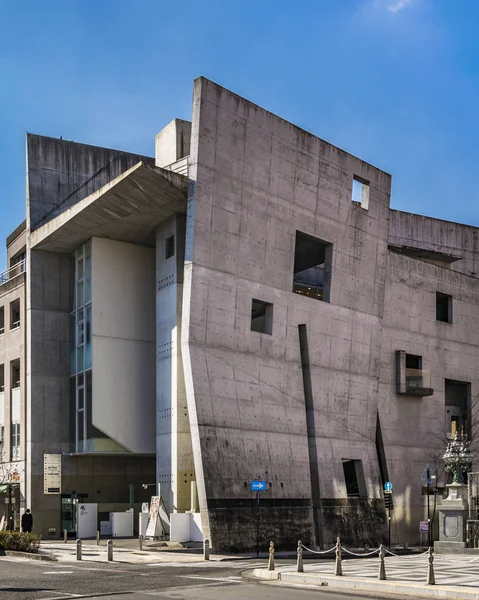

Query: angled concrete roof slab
left=29, top=162, right=187, bottom=252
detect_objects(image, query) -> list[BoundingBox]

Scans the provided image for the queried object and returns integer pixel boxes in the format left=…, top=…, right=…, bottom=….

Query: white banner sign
left=44, top=454, right=61, bottom=494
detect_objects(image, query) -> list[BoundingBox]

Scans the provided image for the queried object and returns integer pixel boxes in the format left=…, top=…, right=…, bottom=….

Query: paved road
left=0, top=556, right=415, bottom=600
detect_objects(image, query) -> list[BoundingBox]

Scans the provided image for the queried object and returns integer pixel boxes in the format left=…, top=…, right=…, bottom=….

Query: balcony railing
left=0, top=260, right=26, bottom=286
left=405, top=368, right=433, bottom=396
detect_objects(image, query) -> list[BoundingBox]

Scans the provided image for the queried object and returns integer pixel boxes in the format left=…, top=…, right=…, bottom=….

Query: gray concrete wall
left=182, top=77, right=392, bottom=551
left=91, top=238, right=156, bottom=454
left=389, top=210, right=479, bottom=277
left=26, top=135, right=154, bottom=231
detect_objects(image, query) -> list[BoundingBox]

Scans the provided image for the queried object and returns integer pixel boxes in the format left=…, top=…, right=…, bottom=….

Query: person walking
left=21, top=509, right=33, bottom=533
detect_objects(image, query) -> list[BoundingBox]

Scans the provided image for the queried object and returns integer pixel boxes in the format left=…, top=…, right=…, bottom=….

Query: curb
left=253, top=569, right=479, bottom=600
left=5, top=550, right=57, bottom=561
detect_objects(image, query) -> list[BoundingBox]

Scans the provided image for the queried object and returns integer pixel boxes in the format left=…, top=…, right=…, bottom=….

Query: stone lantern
left=435, top=433, right=474, bottom=552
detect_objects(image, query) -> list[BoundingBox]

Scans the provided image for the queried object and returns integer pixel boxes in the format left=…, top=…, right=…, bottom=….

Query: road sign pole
left=256, top=490, right=260, bottom=558
left=388, top=505, right=391, bottom=549
left=426, top=468, right=431, bottom=547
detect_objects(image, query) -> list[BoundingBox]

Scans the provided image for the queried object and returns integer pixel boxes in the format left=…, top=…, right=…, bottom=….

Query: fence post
left=426, top=546, right=435, bottom=585
left=107, top=539, right=113, bottom=562
left=76, top=539, right=82, bottom=561
left=268, top=541, right=275, bottom=571
left=378, top=544, right=386, bottom=580
left=335, top=536, right=342, bottom=576
left=203, top=538, right=210, bottom=561
left=64, top=529, right=68, bottom=543
left=96, top=530, right=100, bottom=546
left=297, top=540, right=304, bottom=572
left=139, top=534, right=143, bottom=551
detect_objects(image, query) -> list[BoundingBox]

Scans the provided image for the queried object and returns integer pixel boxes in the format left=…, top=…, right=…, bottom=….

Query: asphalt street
left=0, top=556, right=423, bottom=600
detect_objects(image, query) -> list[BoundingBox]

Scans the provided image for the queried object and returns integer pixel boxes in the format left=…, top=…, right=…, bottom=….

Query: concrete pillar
left=76, top=539, right=82, bottom=561
left=107, top=540, right=113, bottom=562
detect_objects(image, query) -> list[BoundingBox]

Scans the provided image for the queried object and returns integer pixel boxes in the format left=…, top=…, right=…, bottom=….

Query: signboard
left=44, top=454, right=61, bottom=494
left=141, top=502, right=149, bottom=514
left=421, top=465, right=436, bottom=485
left=145, top=496, right=160, bottom=538
left=251, top=480, right=267, bottom=492
left=384, top=482, right=393, bottom=492
left=420, top=521, right=429, bottom=532
left=77, top=503, right=98, bottom=539
left=1, top=461, right=24, bottom=485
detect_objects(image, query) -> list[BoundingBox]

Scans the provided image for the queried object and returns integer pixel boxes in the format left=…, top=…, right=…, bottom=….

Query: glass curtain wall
left=70, top=241, right=92, bottom=453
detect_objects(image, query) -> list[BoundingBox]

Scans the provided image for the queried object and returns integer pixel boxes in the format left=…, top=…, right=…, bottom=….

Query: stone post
left=63, top=529, right=68, bottom=543
left=96, top=530, right=100, bottom=545
left=335, top=537, right=342, bottom=576
left=139, top=535, right=143, bottom=551
left=203, top=538, right=210, bottom=561
left=378, top=544, right=386, bottom=580
left=296, top=540, right=304, bottom=573
left=107, top=539, right=113, bottom=561
left=426, top=547, right=435, bottom=585
left=76, top=539, right=82, bottom=561
left=268, top=541, right=275, bottom=571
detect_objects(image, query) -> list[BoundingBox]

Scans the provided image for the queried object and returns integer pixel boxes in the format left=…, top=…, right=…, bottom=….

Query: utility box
left=111, top=509, right=134, bottom=537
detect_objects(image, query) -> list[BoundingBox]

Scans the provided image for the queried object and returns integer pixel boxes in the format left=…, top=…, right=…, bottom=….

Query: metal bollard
left=426, top=547, right=435, bottom=585
left=296, top=540, right=304, bottom=573
left=203, top=538, right=210, bottom=561
left=335, top=536, right=342, bottom=576
left=64, top=529, right=68, bottom=543
left=107, top=539, right=113, bottom=562
left=76, top=539, right=82, bottom=561
left=96, top=530, right=100, bottom=546
left=268, top=541, right=275, bottom=571
left=378, top=544, right=386, bottom=580
left=139, top=535, right=143, bottom=551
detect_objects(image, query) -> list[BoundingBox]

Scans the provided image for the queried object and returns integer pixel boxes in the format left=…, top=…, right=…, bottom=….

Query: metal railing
left=0, top=259, right=26, bottom=286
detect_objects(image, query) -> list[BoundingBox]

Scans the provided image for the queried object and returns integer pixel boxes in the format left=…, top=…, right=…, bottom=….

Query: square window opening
left=436, top=292, right=453, bottom=323
left=352, top=175, right=370, bottom=210
left=10, top=299, right=20, bottom=330
left=342, top=459, right=367, bottom=498
left=293, top=231, right=332, bottom=302
left=251, top=299, right=273, bottom=335
left=165, top=235, right=175, bottom=260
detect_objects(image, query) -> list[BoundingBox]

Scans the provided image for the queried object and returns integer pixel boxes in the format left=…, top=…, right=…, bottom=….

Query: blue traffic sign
left=384, top=482, right=393, bottom=492
left=251, top=480, right=267, bottom=491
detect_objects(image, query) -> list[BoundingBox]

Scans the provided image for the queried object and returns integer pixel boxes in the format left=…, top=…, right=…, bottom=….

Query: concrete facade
left=2, top=77, right=478, bottom=549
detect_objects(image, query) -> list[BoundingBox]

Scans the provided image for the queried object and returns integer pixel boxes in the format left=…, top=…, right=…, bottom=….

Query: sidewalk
left=39, top=539, right=250, bottom=564
left=254, top=553, right=479, bottom=600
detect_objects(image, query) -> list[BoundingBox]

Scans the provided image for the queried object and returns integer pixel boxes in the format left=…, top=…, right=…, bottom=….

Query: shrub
left=0, top=531, right=41, bottom=553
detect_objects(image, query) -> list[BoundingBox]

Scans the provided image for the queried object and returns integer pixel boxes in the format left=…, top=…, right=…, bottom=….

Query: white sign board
left=77, top=503, right=98, bottom=539
left=145, top=496, right=160, bottom=538
left=419, top=520, right=429, bottom=532
left=44, top=454, right=61, bottom=494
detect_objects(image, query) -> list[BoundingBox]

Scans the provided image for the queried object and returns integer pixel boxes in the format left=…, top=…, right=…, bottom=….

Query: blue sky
left=1, top=0, right=478, bottom=270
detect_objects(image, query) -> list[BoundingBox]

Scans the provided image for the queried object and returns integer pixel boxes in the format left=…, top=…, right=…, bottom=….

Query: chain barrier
left=300, top=543, right=337, bottom=555
left=340, top=546, right=381, bottom=557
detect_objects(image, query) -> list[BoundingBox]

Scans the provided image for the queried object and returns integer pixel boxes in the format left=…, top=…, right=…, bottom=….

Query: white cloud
left=388, top=0, right=413, bottom=13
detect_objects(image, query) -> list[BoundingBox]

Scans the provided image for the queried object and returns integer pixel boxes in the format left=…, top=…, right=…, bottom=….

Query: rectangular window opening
left=436, top=292, right=453, bottom=323
left=0, top=306, right=4, bottom=335
left=342, top=459, right=367, bottom=498
left=251, top=299, right=273, bottom=335
left=11, top=422, right=20, bottom=461
left=11, top=359, right=20, bottom=389
left=10, top=299, right=20, bottom=330
left=352, top=175, right=370, bottom=210
left=445, top=379, right=471, bottom=440
left=165, top=235, right=175, bottom=259
left=0, top=364, right=4, bottom=392
left=293, top=231, right=332, bottom=302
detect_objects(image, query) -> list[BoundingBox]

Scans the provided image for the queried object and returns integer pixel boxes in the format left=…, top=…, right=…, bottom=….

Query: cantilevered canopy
left=30, top=162, right=188, bottom=252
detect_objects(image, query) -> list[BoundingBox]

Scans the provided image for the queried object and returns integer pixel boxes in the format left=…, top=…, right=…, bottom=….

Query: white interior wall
left=91, top=237, right=156, bottom=454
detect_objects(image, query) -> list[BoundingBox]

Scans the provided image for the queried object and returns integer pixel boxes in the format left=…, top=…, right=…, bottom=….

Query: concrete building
left=1, top=77, right=477, bottom=550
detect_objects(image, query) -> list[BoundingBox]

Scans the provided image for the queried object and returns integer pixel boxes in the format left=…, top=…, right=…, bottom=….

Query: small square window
left=251, top=299, right=273, bottom=335
left=352, top=175, right=370, bottom=210
left=436, top=292, right=453, bottom=324
left=165, top=236, right=175, bottom=260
